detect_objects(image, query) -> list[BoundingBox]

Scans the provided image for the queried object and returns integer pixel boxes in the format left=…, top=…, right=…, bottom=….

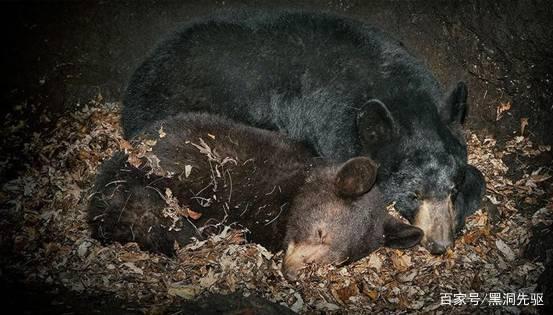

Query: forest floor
left=1, top=100, right=551, bottom=314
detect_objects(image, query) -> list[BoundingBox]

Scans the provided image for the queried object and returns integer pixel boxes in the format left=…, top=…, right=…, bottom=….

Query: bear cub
left=88, top=113, right=422, bottom=279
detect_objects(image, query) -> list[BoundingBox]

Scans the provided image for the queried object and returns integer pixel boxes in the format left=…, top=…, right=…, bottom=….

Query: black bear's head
left=355, top=82, right=483, bottom=255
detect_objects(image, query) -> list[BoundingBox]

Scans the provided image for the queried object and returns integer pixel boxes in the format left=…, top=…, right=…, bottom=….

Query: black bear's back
left=121, top=10, right=441, bottom=161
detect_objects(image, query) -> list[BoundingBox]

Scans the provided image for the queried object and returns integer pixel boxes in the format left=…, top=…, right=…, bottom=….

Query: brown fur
left=88, top=113, right=422, bottom=279
left=89, top=113, right=312, bottom=254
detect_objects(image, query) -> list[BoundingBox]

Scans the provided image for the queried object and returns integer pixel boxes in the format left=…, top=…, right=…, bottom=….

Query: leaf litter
left=0, top=99, right=551, bottom=314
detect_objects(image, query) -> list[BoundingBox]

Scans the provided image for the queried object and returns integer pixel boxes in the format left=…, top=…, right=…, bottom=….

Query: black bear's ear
left=357, top=99, right=398, bottom=153
left=442, top=81, right=468, bottom=126
left=335, top=157, right=378, bottom=197
left=383, top=216, right=423, bottom=249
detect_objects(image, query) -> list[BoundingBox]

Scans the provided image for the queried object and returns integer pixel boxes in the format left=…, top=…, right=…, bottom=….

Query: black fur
left=454, top=165, right=486, bottom=234
left=121, top=10, right=485, bottom=251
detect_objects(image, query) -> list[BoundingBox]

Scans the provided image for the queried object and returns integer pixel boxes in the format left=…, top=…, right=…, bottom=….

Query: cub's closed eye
left=409, top=192, right=419, bottom=201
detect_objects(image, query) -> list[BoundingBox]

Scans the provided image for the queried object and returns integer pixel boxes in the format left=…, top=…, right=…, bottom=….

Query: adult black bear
left=89, top=113, right=423, bottom=280
left=121, top=10, right=485, bottom=254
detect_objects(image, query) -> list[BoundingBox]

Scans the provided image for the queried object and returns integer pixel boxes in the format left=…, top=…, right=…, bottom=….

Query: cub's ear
left=383, top=216, right=423, bottom=249
left=442, top=81, right=468, bottom=125
left=357, top=99, right=398, bottom=153
left=335, top=157, right=378, bottom=197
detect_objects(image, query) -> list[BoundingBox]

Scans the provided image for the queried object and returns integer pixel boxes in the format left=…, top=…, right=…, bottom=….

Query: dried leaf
left=530, top=174, right=551, bottom=183
left=158, top=126, right=166, bottom=138
left=185, top=165, right=192, bottom=178
left=408, top=299, right=425, bottom=310
left=118, top=251, right=150, bottom=262
left=391, top=252, right=412, bottom=272
left=495, top=239, right=515, bottom=261
left=333, top=281, right=359, bottom=303
left=199, top=269, right=218, bottom=288
left=187, top=208, right=202, bottom=220
left=167, top=285, right=201, bottom=300
left=121, top=262, right=144, bottom=275
left=290, top=293, right=304, bottom=313
left=520, top=117, right=528, bottom=136
left=119, top=139, right=133, bottom=151
left=367, top=253, right=382, bottom=272
left=77, top=241, right=91, bottom=258
left=496, top=101, right=512, bottom=120
left=366, top=289, right=379, bottom=301
left=316, top=302, right=340, bottom=311
left=398, top=269, right=418, bottom=282
left=463, top=230, right=479, bottom=245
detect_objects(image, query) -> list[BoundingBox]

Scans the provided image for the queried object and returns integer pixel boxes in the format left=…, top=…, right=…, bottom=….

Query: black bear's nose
left=428, top=240, right=448, bottom=255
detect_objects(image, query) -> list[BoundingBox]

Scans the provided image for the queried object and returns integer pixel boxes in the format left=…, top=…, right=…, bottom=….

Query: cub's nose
left=426, top=240, right=450, bottom=255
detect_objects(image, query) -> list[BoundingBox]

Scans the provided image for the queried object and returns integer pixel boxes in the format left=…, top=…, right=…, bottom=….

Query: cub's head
left=282, top=157, right=423, bottom=280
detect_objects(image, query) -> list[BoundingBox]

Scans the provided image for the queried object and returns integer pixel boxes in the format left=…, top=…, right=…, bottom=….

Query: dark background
left=0, top=0, right=552, bottom=313
left=2, top=0, right=553, bottom=146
